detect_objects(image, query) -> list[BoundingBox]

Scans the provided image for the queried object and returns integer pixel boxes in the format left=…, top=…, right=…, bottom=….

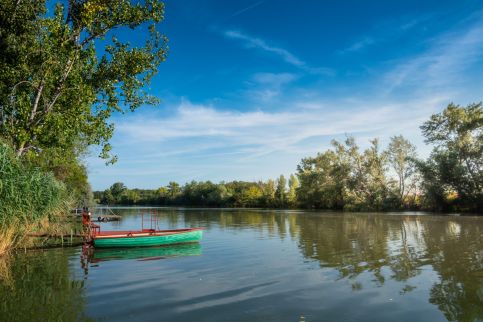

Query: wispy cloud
left=223, top=30, right=333, bottom=75
left=224, top=30, right=305, bottom=67
left=116, top=96, right=445, bottom=157
left=339, top=14, right=433, bottom=54
left=252, top=72, right=298, bottom=87
left=231, top=1, right=265, bottom=18
left=245, top=72, right=298, bottom=102
left=340, top=37, right=376, bottom=53
left=382, top=14, right=483, bottom=94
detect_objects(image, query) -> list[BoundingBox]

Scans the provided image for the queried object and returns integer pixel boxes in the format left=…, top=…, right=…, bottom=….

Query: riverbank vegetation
left=0, top=0, right=168, bottom=254
left=0, top=143, right=68, bottom=253
left=95, top=103, right=482, bottom=213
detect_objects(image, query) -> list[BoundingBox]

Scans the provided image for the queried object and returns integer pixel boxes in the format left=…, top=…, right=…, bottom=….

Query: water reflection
left=108, top=208, right=483, bottom=321
left=186, top=210, right=483, bottom=321
left=0, top=248, right=92, bottom=321
left=84, top=243, right=202, bottom=264
left=1, top=209, right=482, bottom=322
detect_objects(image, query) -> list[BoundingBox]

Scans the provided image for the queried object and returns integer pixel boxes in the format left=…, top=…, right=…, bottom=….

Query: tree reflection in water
left=0, top=248, right=91, bottom=321
left=293, top=213, right=483, bottom=322
left=2, top=209, right=479, bottom=322
left=183, top=210, right=483, bottom=321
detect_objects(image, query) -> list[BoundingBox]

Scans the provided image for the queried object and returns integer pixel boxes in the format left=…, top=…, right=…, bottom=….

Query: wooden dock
left=92, top=214, right=122, bottom=222
left=69, top=208, right=122, bottom=222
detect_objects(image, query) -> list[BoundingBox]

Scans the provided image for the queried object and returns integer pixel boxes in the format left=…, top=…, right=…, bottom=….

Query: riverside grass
left=0, top=144, right=70, bottom=255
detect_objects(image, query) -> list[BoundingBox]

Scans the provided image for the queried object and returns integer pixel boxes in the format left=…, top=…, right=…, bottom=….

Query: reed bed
left=0, top=144, right=70, bottom=255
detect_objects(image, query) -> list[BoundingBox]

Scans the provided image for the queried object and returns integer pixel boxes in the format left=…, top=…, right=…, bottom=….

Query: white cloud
left=339, top=14, right=433, bottom=55
left=223, top=30, right=333, bottom=75
left=224, top=30, right=305, bottom=67
left=252, top=72, right=298, bottom=87
left=382, top=14, right=483, bottom=94
left=245, top=72, right=298, bottom=102
left=340, top=37, right=375, bottom=53
left=116, top=96, right=446, bottom=158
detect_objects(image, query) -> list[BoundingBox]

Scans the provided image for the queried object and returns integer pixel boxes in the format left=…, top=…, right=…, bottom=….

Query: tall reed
left=0, top=143, right=69, bottom=255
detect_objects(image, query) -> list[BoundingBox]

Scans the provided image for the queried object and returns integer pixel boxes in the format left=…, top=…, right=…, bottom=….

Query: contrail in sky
left=231, top=1, right=265, bottom=18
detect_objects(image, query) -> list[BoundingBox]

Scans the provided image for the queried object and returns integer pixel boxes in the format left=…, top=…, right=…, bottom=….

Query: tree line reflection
left=2, top=209, right=479, bottom=322
left=177, top=209, right=481, bottom=321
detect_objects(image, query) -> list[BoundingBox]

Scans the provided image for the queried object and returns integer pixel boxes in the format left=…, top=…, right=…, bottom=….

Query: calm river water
left=1, top=208, right=482, bottom=322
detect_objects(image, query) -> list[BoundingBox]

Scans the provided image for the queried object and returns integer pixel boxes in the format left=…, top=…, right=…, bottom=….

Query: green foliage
left=0, top=143, right=67, bottom=225
left=0, top=0, right=167, bottom=213
left=287, top=174, right=299, bottom=207
left=415, top=151, right=455, bottom=211
left=225, top=181, right=262, bottom=207
left=296, top=149, right=343, bottom=209
left=121, top=189, right=140, bottom=204
left=386, top=135, right=419, bottom=209
left=183, top=181, right=226, bottom=206
left=275, top=175, right=287, bottom=208
left=261, top=179, right=276, bottom=207
left=167, top=181, right=181, bottom=200
left=296, top=137, right=390, bottom=211
left=25, top=145, right=94, bottom=207
left=418, top=103, right=482, bottom=212
left=0, top=0, right=167, bottom=162
left=95, top=179, right=288, bottom=208
left=109, top=182, right=127, bottom=201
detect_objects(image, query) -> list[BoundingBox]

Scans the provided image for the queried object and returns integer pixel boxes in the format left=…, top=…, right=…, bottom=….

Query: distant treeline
left=94, top=103, right=482, bottom=213
left=94, top=177, right=298, bottom=208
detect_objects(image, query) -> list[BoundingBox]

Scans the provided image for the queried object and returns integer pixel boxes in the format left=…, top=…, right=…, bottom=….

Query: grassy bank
left=0, top=144, right=71, bottom=255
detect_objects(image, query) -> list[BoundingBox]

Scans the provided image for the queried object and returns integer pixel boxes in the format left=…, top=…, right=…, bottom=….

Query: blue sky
left=87, top=0, right=483, bottom=190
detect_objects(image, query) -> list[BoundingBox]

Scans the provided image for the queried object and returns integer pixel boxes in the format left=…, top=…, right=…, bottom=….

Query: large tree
left=287, top=174, right=299, bottom=207
left=386, top=135, right=419, bottom=208
left=275, top=174, right=287, bottom=208
left=418, top=102, right=482, bottom=211
left=0, top=0, right=167, bottom=162
left=296, top=149, right=345, bottom=209
left=296, top=137, right=390, bottom=211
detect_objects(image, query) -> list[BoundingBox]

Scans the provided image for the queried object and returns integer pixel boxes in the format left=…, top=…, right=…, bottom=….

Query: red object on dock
left=82, top=210, right=100, bottom=236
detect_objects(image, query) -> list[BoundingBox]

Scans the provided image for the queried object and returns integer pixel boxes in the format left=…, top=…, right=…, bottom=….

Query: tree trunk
left=16, top=142, right=26, bottom=157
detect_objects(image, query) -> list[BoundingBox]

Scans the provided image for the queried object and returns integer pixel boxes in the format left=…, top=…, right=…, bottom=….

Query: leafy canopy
left=0, top=0, right=167, bottom=162
left=418, top=102, right=482, bottom=211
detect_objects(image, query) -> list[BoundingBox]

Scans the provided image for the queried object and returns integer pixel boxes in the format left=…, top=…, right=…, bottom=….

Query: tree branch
left=44, top=56, right=76, bottom=115
left=29, top=78, right=45, bottom=123
left=80, top=26, right=112, bottom=47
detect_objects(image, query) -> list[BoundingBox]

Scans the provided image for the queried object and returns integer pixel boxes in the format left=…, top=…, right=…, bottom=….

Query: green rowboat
left=92, top=228, right=203, bottom=248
